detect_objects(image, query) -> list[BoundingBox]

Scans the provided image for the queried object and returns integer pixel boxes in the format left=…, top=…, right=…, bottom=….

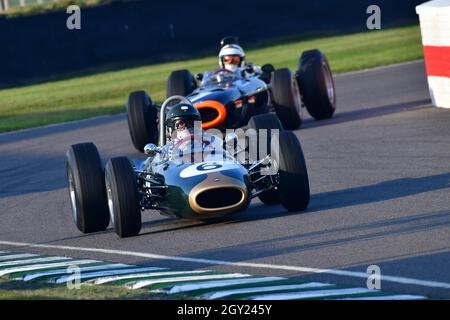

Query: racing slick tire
left=167, top=69, right=196, bottom=98
left=248, top=114, right=283, bottom=205
left=273, top=131, right=310, bottom=212
left=66, top=143, right=110, bottom=233
left=297, top=49, right=336, bottom=120
left=105, top=157, right=142, bottom=238
left=126, top=91, right=158, bottom=152
left=270, top=68, right=302, bottom=130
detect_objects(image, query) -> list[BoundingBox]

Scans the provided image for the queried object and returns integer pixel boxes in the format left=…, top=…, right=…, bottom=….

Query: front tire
left=126, top=91, right=158, bottom=152
left=248, top=114, right=283, bottom=205
left=270, top=68, right=302, bottom=130
left=105, top=157, right=142, bottom=238
left=66, top=143, right=110, bottom=233
left=273, top=131, right=310, bottom=211
left=297, top=49, right=336, bottom=120
left=167, top=69, right=196, bottom=98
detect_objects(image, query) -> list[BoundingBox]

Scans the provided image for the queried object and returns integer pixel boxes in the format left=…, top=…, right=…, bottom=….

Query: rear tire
left=66, top=143, right=110, bottom=233
left=167, top=69, right=196, bottom=98
left=126, top=91, right=158, bottom=152
left=270, top=68, right=302, bottom=130
left=105, top=157, right=142, bottom=238
left=297, top=49, right=336, bottom=120
left=273, top=131, right=310, bottom=211
left=248, top=114, right=283, bottom=205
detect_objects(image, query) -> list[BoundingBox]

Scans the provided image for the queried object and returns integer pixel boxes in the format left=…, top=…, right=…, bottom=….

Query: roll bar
left=159, top=95, right=192, bottom=146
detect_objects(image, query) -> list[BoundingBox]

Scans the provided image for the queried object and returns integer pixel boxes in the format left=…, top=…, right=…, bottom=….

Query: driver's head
left=218, top=44, right=245, bottom=72
left=165, top=102, right=201, bottom=141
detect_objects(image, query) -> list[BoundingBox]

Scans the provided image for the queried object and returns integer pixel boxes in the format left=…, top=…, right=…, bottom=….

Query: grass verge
left=0, top=24, right=423, bottom=133
left=0, top=278, right=179, bottom=300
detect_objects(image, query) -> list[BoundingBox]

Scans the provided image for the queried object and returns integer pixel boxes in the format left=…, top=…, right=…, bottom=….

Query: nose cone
left=188, top=170, right=250, bottom=216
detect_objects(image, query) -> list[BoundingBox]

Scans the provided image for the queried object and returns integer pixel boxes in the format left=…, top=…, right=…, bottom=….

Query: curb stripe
left=0, top=253, right=39, bottom=261
left=127, top=273, right=251, bottom=290
left=52, top=266, right=166, bottom=284
left=250, top=288, right=375, bottom=300
left=88, top=270, right=212, bottom=285
left=337, top=294, right=427, bottom=300
left=167, top=277, right=285, bottom=294
left=0, top=240, right=447, bottom=291
left=0, top=259, right=99, bottom=277
left=202, top=282, right=332, bottom=300
left=22, top=263, right=130, bottom=281
left=0, top=256, right=72, bottom=268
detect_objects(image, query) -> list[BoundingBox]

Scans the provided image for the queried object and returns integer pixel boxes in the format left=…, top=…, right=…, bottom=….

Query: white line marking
left=337, top=295, right=427, bottom=300
left=335, top=60, right=423, bottom=78
left=0, top=256, right=71, bottom=268
left=52, top=266, right=166, bottom=284
left=0, top=253, right=39, bottom=261
left=203, top=282, right=332, bottom=300
left=22, top=263, right=130, bottom=281
left=87, top=270, right=212, bottom=285
left=1, top=240, right=449, bottom=290
left=127, top=273, right=250, bottom=290
left=168, top=277, right=284, bottom=294
left=250, top=288, right=375, bottom=300
left=0, top=259, right=99, bottom=277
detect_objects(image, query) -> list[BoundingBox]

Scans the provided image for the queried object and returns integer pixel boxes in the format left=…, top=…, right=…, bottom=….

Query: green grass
left=0, top=278, right=178, bottom=300
left=1, top=0, right=115, bottom=18
left=0, top=25, right=423, bottom=133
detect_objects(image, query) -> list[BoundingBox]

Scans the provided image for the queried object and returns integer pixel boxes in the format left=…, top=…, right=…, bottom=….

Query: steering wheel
left=213, top=68, right=235, bottom=75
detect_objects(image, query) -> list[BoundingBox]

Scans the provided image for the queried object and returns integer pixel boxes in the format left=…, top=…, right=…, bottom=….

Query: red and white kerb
left=416, top=0, right=450, bottom=108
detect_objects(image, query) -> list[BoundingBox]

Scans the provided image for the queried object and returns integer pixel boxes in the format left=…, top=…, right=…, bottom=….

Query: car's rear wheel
left=66, top=143, right=110, bottom=233
left=273, top=131, right=310, bottom=211
left=126, top=91, right=158, bottom=152
left=248, top=114, right=283, bottom=205
left=105, top=157, right=142, bottom=238
left=297, top=49, right=336, bottom=120
left=270, top=68, right=302, bottom=130
left=167, top=69, right=196, bottom=98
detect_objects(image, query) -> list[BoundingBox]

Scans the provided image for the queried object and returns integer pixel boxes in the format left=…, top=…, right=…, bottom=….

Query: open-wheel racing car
left=126, top=37, right=336, bottom=152
left=65, top=96, right=310, bottom=238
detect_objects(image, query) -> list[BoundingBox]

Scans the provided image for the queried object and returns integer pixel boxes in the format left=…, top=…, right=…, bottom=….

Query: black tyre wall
left=297, top=49, right=336, bottom=120
left=66, top=143, right=110, bottom=233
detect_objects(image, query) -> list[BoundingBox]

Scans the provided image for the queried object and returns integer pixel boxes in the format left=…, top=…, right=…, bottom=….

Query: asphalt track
left=1, top=60, right=450, bottom=298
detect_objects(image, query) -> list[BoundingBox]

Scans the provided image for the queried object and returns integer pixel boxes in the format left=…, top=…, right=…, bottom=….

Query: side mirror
left=261, top=64, right=275, bottom=74
left=144, top=143, right=161, bottom=156
left=195, top=73, right=203, bottom=81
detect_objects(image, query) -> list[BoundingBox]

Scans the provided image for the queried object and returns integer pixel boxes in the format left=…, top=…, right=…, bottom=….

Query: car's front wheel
left=66, top=143, right=110, bottom=233
left=105, top=157, right=142, bottom=238
left=273, top=131, right=310, bottom=212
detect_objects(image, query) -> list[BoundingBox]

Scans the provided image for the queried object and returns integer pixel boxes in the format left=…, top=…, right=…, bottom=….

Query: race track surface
left=1, top=61, right=450, bottom=298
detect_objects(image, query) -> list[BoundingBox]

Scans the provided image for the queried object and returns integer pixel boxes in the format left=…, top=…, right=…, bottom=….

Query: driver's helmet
left=218, top=44, right=245, bottom=72
left=165, top=102, right=201, bottom=141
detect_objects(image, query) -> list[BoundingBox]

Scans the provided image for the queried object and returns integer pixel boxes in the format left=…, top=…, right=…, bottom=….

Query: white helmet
left=218, top=44, right=245, bottom=72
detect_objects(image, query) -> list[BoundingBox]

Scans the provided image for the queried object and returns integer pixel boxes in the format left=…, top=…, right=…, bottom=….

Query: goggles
left=222, top=55, right=241, bottom=65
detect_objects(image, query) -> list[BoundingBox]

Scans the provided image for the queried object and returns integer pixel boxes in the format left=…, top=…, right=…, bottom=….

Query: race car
left=65, top=96, right=310, bottom=238
left=126, top=37, right=336, bottom=152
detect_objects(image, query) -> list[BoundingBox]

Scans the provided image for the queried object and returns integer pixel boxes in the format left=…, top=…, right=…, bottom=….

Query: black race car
left=126, top=39, right=336, bottom=152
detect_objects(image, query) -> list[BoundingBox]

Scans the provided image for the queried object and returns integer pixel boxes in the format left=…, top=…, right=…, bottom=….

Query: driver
left=218, top=43, right=246, bottom=73
left=165, top=102, right=211, bottom=163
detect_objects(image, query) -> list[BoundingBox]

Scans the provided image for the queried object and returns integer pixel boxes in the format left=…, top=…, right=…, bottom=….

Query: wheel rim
left=67, top=167, right=78, bottom=223
left=105, top=177, right=115, bottom=227
left=323, top=62, right=335, bottom=105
